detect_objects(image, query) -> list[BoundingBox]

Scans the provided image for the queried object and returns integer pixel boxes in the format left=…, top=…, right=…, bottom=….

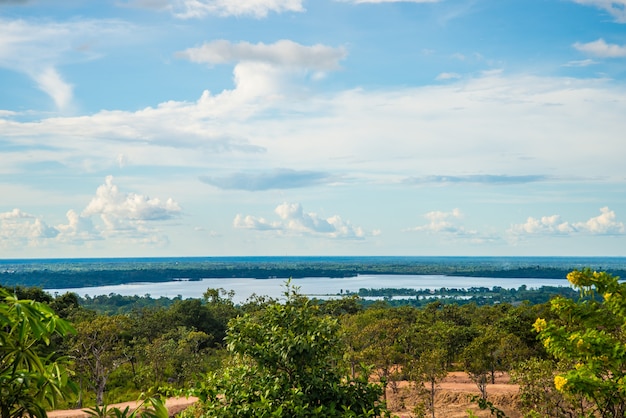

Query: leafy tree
left=188, top=285, right=391, bottom=417
left=534, top=269, right=626, bottom=417
left=403, top=320, right=452, bottom=418
left=0, top=288, right=76, bottom=418
left=70, top=314, right=133, bottom=405
left=462, top=326, right=513, bottom=399
left=342, top=307, right=416, bottom=401
left=144, top=326, right=212, bottom=387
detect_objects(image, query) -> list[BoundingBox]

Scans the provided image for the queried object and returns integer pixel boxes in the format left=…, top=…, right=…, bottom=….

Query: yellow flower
left=567, top=270, right=586, bottom=286
left=533, top=318, right=547, bottom=333
left=605, top=292, right=612, bottom=301
left=554, top=375, right=568, bottom=392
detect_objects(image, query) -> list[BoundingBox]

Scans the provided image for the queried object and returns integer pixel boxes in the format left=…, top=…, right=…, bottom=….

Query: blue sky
left=1, top=0, right=625, bottom=258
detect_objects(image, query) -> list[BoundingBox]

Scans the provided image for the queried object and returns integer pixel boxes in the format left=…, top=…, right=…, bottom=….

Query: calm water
left=45, top=274, right=572, bottom=304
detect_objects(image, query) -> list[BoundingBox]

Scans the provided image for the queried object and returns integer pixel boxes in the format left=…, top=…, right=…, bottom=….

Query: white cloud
left=2, top=71, right=626, bottom=186
left=571, top=0, right=626, bottom=23
left=405, top=209, right=497, bottom=243
left=436, top=72, right=461, bottom=81
left=573, top=38, right=626, bottom=57
left=82, top=175, right=182, bottom=228
left=178, top=40, right=346, bottom=71
left=509, top=207, right=625, bottom=236
left=574, top=207, right=625, bottom=234
left=338, top=0, right=441, bottom=3
left=408, top=208, right=464, bottom=233
left=563, top=59, right=596, bottom=67
left=0, top=18, right=134, bottom=111
left=31, top=67, right=74, bottom=110
left=0, top=208, right=33, bottom=220
left=0, top=177, right=182, bottom=250
left=234, top=202, right=367, bottom=239
left=54, top=210, right=101, bottom=244
left=125, top=0, right=305, bottom=18
left=0, top=209, right=59, bottom=249
left=509, top=214, right=574, bottom=235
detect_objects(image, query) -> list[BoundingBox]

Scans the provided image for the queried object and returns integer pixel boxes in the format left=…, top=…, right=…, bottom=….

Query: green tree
left=462, top=318, right=529, bottom=400
left=188, top=285, right=391, bottom=417
left=70, top=314, right=133, bottom=405
left=0, top=288, right=76, bottom=418
left=534, top=269, right=626, bottom=417
left=403, top=320, right=452, bottom=418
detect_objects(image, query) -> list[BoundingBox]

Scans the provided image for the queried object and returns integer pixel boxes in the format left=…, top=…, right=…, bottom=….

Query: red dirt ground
left=48, top=372, right=521, bottom=418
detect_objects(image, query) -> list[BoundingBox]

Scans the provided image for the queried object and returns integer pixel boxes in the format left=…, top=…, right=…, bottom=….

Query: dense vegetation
left=3, top=268, right=626, bottom=417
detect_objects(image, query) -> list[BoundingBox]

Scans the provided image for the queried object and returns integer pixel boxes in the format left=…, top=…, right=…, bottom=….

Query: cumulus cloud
left=178, top=40, right=346, bottom=71
left=574, top=207, right=626, bottom=234
left=54, top=210, right=100, bottom=243
left=407, top=209, right=464, bottom=233
left=122, top=0, right=305, bottom=18
left=200, top=168, right=336, bottom=191
left=405, top=209, right=497, bottom=243
left=0, top=176, right=182, bottom=250
left=234, top=202, right=368, bottom=239
left=509, top=207, right=625, bottom=236
left=573, top=38, right=626, bottom=57
left=570, top=0, right=626, bottom=23
left=508, top=214, right=575, bottom=235
left=0, top=209, right=59, bottom=249
left=82, top=175, right=181, bottom=231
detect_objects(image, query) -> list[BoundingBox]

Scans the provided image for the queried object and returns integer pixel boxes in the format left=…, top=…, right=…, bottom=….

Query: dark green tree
left=188, top=285, right=391, bottom=417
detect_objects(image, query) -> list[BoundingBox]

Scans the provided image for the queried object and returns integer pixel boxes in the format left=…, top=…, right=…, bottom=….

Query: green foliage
left=70, top=314, right=134, bottom=405
left=188, top=284, right=392, bottom=417
left=403, top=319, right=452, bottom=418
left=0, top=288, right=76, bottom=418
left=511, top=357, right=586, bottom=417
left=535, top=269, right=626, bottom=417
left=468, top=395, right=508, bottom=418
left=84, top=397, right=168, bottom=418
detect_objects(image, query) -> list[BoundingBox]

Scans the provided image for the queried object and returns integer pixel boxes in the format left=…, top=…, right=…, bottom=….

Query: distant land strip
left=1, top=257, right=625, bottom=289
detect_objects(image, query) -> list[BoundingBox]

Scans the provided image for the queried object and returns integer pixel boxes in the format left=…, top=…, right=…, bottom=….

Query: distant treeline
left=40, top=284, right=582, bottom=314
left=1, top=256, right=625, bottom=289
left=353, top=285, right=581, bottom=308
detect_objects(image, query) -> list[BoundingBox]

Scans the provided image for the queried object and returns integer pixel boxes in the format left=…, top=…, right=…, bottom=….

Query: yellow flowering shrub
left=554, top=375, right=568, bottom=392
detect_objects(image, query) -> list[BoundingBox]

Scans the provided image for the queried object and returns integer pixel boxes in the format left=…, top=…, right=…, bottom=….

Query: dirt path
left=49, top=372, right=520, bottom=418
left=47, top=397, right=198, bottom=418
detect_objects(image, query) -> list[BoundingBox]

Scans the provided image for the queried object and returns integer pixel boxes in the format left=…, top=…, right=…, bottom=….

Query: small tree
left=0, top=288, right=76, bottom=418
left=403, top=321, right=451, bottom=418
left=71, top=314, right=132, bottom=405
left=534, top=269, right=626, bottom=417
left=189, top=284, right=391, bottom=417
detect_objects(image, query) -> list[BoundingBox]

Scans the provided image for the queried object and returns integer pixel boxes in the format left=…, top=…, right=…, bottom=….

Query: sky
left=1, top=0, right=625, bottom=258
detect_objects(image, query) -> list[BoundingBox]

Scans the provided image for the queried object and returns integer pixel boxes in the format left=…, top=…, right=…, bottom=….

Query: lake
left=45, top=274, right=572, bottom=304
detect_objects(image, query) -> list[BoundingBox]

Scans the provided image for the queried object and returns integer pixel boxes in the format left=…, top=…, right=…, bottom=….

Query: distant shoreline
left=1, top=256, right=625, bottom=289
